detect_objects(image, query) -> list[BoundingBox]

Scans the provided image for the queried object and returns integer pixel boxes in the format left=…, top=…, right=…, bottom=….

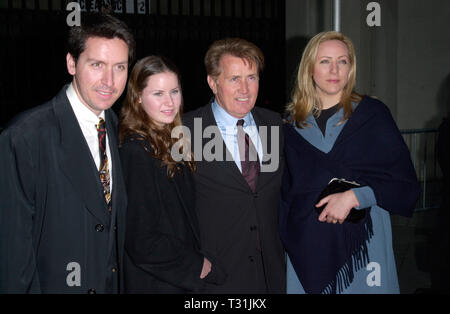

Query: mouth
left=96, top=90, right=114, bottom=98
left=326, top=80, right=340, bottom=84
left=236, top=97, right=250, bottom=102
left=161, top=109, right=175, bottom=116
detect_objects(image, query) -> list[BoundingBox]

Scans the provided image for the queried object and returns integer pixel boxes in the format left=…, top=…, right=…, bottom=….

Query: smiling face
left=139, top=71, right=181, bottom=126
left=313, top=39, right=350, bottom=108
left=207, top=54, right=259, bottom=118
left=66, top=36, right=129, bottom=116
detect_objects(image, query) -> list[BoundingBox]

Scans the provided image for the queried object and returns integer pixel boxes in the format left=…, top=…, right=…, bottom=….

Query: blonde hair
left=286, top=31, right=362, bottom=127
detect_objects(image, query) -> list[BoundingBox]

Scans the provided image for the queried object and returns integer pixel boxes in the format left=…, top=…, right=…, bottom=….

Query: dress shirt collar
left=211, top=99, right=253, bottom=128
left=66, top=82, right=105, bottom=126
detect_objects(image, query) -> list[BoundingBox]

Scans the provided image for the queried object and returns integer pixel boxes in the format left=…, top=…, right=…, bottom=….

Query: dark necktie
left=237, top=119, right=260, bottom=192
left=97, top=118, right=111, bottom=212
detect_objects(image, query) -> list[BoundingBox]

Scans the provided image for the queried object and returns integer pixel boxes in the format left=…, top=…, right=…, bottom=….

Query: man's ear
left=66, top=53, right=76, bottom=76
left=207, top=75, right=217, bottom=94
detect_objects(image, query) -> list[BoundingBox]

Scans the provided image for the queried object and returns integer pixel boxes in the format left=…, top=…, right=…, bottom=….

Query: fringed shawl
left=279, top=96, right=420, bottom=294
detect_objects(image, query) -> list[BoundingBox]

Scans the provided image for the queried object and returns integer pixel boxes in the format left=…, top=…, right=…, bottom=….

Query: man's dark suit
left=183, top=102, right=286, bottom=293
left=0, top=86, right=127, bottom=293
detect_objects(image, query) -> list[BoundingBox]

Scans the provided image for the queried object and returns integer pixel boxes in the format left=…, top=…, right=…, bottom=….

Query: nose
left=239, top=80, right=249, bottom=94
left=101, top=67, right=114, bottom=87
left=166, top=94, right=175, bottom=107
left=330, top=61, right=338, bottom=74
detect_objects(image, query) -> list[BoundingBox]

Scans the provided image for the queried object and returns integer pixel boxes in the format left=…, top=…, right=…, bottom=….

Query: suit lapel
left=251, top=108, right=281, bottom=191
left=104, top=110, right=127, bottom=258
left=200, top=103, right=250, bottom=191
left=54, top=88, right=109, bottom=226
left=105, top=110, right=127, bottom=219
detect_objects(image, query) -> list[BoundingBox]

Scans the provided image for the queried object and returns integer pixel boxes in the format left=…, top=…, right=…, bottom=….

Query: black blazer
left=0, top=86, right=127, bottom=293
left=183, top=101, right=286, bottom=293
left=120, top=134, right=225, bottom=293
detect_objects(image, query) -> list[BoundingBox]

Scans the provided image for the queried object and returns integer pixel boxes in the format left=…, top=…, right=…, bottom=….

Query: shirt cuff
left=352, top=186, right=377, bottom=209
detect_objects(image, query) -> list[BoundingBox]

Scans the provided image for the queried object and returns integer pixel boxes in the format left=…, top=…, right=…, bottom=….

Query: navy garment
left=280, top=96, right=421, bottom=294
left=0, top=87, right=127, bottom=293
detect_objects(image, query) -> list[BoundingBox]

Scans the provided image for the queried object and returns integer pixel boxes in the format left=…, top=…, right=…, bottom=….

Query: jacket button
left=87, top=288, right=96, bottom=294
left=95, top=224, right=104, bottom=232
left=248, top=256, right=254, bottom=262
left=112, top=267, right=117, bottom=273
left=250, top=225, right=257, bottom=231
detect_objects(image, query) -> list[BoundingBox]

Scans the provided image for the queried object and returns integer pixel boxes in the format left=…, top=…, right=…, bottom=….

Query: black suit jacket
left=120, top=134, right=225, bottom=293
left=0, top=86, right=127, bottom=293
left=183, top=102, right=286, bottom=293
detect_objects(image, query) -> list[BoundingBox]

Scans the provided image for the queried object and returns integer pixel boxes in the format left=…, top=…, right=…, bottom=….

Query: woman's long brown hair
left=119, top=56, right=196, bottom=178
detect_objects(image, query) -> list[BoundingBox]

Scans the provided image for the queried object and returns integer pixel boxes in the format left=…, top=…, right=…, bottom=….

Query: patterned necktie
left=237, top=119, right=260, bottom=192
left=97, top=118, right=111, bottom=212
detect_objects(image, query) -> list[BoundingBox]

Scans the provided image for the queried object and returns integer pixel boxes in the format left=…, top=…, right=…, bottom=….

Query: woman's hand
left=316, top=190, right=360, bottom=224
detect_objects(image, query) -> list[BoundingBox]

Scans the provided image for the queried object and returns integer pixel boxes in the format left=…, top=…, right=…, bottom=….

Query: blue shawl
left=279, top=96, right=421, bottom=294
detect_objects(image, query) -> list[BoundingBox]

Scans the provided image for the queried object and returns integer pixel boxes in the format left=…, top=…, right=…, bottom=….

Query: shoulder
left=120, top=133, right=150, bottom=153
left=106, top=108, right=119, bottom=126
left=356, top=95, right=391, bottom=116
left=350, top=95, right=397, bottom=128
left=2, top=99, right=58, bottom=144
left=253, top=106, right=283, bottom=126
left=120, top=133, right=160, bottom=167
left=182, top=104, right=209, bottom=126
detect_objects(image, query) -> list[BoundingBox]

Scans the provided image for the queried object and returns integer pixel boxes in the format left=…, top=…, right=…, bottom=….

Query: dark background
left=0, top=0, right=286, bottom=129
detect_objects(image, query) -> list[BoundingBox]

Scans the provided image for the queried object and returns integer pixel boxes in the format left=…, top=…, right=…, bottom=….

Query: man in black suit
left=183, top=38, right=286, bottom=293
left=0, top=13, right=134, bottom=293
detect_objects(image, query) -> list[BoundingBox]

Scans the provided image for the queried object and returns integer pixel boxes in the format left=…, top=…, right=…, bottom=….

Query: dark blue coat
left=280, top=96, right=421, bottom=293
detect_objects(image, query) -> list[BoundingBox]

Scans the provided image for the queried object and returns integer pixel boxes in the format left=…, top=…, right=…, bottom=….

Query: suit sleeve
left=120, top=139, right=205, bottom=291
left=0, top=130, right=41, bottom=293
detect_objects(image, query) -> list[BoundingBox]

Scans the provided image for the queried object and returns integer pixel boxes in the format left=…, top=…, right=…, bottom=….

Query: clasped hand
left=316, top=190, right=360, bottom=224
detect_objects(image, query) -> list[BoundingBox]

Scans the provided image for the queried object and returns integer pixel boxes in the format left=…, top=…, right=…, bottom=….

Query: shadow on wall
left=285, top=36, right=310, bottom=105
left=413, top=73, right=450, bottom=293
left=425, top=73, right=450, bottom=129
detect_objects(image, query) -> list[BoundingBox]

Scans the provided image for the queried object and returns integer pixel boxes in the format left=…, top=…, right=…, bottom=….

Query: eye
left=171, top=89, right=180, bottom=95
left=117, top=64, right=126, bottom=71
left=92, top=62, right=101, bottom=68
left=339, top=59, right=348, bottom=65
left=248, top=75, right=258, bottom=82
left=231, top=77, right=239, bottom=82
left=319, top=59, right=329, bottom=64
left=153, top=92, right=163, bottom=96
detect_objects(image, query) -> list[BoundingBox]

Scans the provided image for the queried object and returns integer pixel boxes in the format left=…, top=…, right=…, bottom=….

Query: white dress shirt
left=211, top=100, right=263, bottom=172
left=66, top=83, right=113, bottom=190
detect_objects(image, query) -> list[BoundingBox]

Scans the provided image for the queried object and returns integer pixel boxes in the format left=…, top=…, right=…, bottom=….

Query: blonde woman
left=280, top=31, right=420, bottom=293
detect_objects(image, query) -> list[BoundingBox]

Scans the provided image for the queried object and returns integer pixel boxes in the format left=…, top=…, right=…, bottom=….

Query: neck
left=320, top=95, right=341, bottom=110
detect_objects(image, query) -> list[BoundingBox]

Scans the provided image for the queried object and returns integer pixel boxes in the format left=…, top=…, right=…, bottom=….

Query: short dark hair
left=67, top=13, right=135, bottom=65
